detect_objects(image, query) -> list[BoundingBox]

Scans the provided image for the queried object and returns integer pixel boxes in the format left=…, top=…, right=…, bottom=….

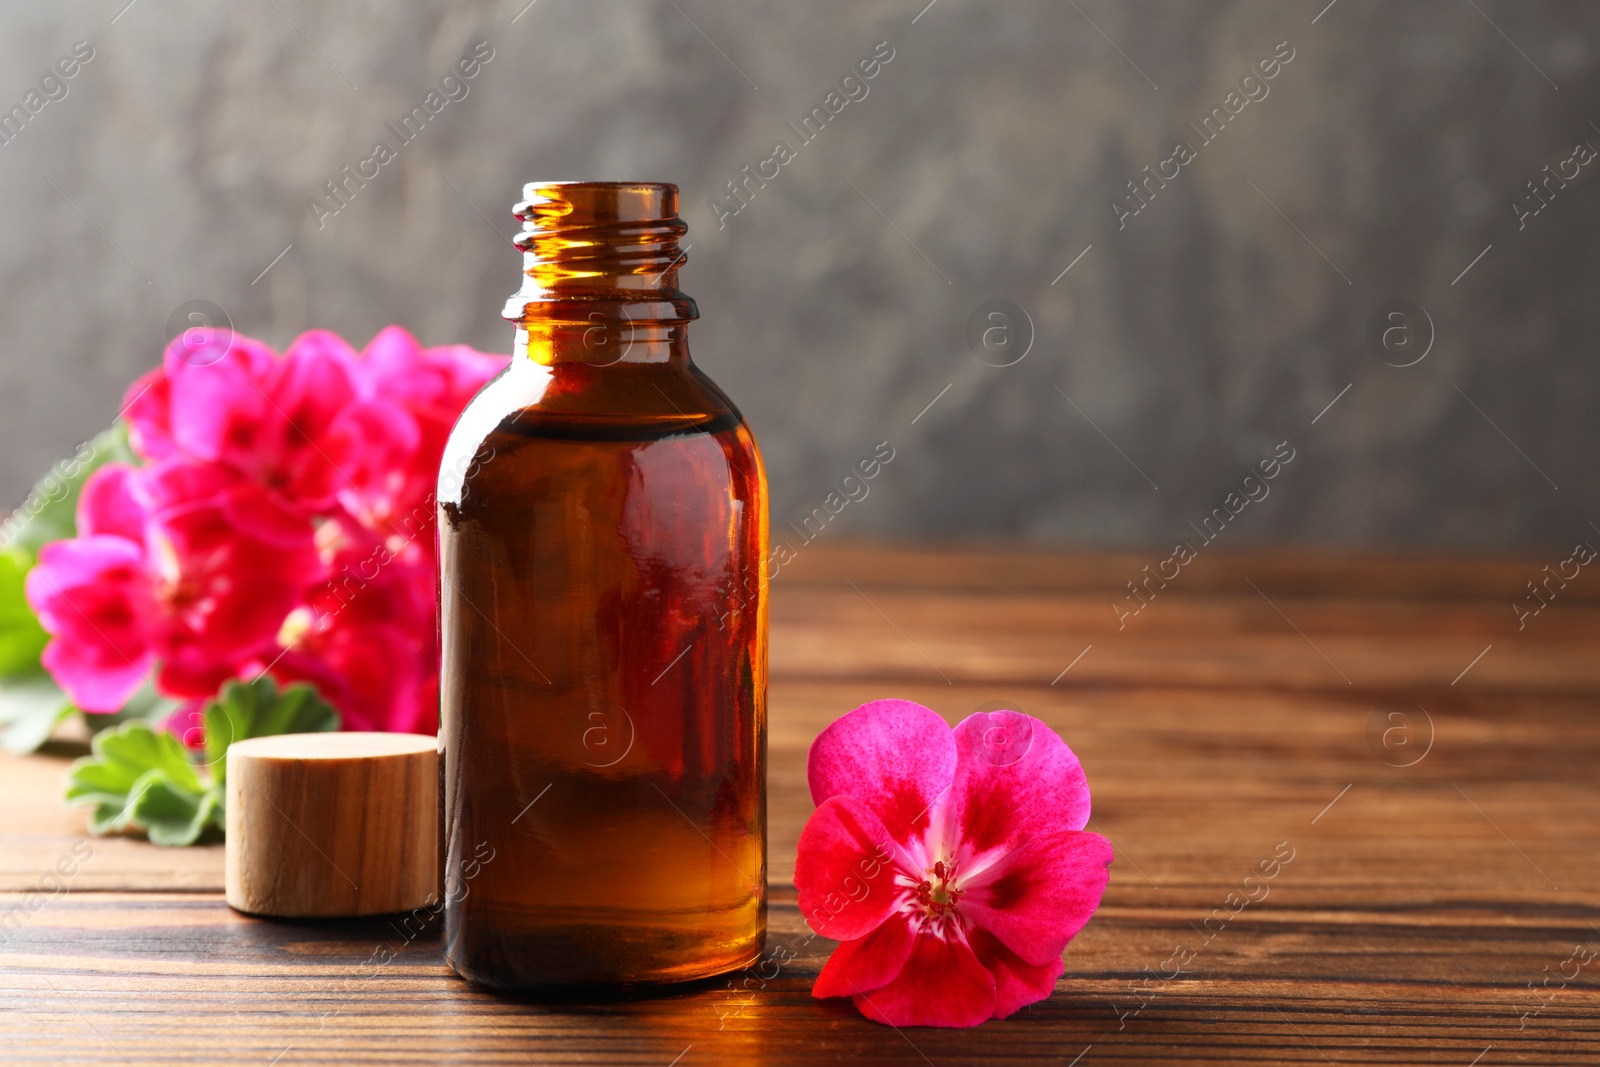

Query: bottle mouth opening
left=507, top=181, right=697, bottom=325
left=514, top=181, right=679, bottom=221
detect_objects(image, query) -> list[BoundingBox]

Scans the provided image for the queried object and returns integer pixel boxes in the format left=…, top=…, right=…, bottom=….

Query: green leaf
left=0, top=547, right=48, bottom=678
left=0, top=674, right=74, bottom=754
left=65, top=721, right=208, bottom=843
left=69, top=756, right=148, bottom=808
left=97, top=721, right=202, bottom=793
left=4, top=423, right=137, bottom=553
left=86, top=799, right=130, bottom=836
left=202, top=677, right=339, bottom=786
left=131, top=771, right=221, bottom=846
left=66, top=721, right=201, bottom=804
left=63, top=676, right=339, bottom=846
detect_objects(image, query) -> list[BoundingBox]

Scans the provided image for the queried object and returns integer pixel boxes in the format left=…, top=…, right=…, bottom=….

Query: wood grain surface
left=1, top=544, right=1597, bottom=1065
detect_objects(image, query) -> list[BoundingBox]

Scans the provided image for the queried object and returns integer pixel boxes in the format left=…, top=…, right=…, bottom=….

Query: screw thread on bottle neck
left=504, top=182, right=699, bottom=334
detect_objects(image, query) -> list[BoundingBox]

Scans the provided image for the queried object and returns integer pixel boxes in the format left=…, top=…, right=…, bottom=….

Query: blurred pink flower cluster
left=24, top=327, right=506, bottom=735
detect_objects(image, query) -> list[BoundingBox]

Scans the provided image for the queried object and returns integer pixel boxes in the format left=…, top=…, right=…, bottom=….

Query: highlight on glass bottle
left=436, top=182, right=768, bottom=991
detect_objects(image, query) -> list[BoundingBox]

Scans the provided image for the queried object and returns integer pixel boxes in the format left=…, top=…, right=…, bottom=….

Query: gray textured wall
left=2, top=1, right=1596, bottom=550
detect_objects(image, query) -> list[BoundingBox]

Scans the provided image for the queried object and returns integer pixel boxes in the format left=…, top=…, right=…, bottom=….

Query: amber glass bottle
left=436, top=182, right=767, bottom=991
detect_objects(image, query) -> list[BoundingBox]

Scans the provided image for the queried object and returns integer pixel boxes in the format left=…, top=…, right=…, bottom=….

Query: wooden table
left=3, top=544, right=1597, bottom=1065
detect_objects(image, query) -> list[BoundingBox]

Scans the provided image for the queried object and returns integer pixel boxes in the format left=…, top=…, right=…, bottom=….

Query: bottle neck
left=514, top=320, right=691, bottom=367
left=503, top=182, right=698, bottom=366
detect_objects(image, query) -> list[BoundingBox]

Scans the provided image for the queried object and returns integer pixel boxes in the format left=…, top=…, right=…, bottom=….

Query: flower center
left=277, top=605, right=316, bottom=648
left=914, top=858, right=963, bottom=922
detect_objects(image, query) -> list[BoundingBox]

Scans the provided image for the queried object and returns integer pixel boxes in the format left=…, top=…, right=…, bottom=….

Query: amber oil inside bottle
left=437, top=182, right=767, bottom=991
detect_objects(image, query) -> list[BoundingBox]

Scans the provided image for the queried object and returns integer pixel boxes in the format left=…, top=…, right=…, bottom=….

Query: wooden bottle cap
left=225, top=733, right=439, bottom=919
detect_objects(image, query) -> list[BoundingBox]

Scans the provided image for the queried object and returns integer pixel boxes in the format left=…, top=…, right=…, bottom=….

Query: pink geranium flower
left=795, top=699, right=1113, bottom=1027
left=31, top=324, right=505, bottom=737
left=257, top=514, right=437, bottom=733
left=338, top=326, right=508, bottom=543
left=25, top=462, right=323, bottom=711
left=123, top=329, right=362, bottom=539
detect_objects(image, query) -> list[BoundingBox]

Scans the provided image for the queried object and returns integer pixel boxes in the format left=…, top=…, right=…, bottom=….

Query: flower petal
left=291, top=622, right=425, bottom=733
left=360, top=325, right=423, bottom=379
left=852, top=930, right=997, bottom=1028
left=264, top=332, right=361, bottom=508
left=280, top=328, right=360, bottom=369
left=164, top=341, right=273, bottom=464
left=27, top=537, right=156, bottom=712
left=122, top=366, right=175, bottom=460
left=137, top=459, right=236, bottom=510
left=960, top=830, right=1113, bottom=967
left=162, top=326, right=275, bottom=379
left=944, top=712, right=1110, bottom=966
left=41, top=635, right=151, bottom=713
left=808, top=698, right=956, bottom=845
left=218, top=483, right=314, bottom=548
left=324, top=398, right=425, bottom=532
left=77, top=464, right=146, bottom=545
left=793, top=795, right=904, bottom=941
left=812, top=913, right=917, bottom=1000
left=949, top=711, right=1093, bottom=844
left=156, top=643, right=251, bottom=701
left=967, top=924, right=1065, bottom=1019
